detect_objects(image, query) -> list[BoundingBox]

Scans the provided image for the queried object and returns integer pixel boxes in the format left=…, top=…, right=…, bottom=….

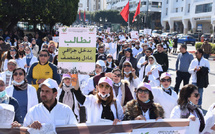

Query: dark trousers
left=174, top=71, right=191, bottom=94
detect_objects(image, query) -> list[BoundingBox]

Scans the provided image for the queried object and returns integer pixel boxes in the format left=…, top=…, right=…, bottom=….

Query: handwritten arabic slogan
left=58, top=27, right=96, bottom=74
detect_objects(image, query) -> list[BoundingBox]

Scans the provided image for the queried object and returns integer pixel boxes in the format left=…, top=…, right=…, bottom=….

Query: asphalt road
left=168, top=44, right=215, bottom=114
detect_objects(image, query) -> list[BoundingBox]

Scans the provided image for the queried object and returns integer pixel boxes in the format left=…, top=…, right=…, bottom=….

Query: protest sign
left=144, top=29, right=152, bottom=35
left=58, top=27, right=96, bottom=75
left=130, top=31, right=139, bottom=39
left=0, top=119, right=202, bottom=134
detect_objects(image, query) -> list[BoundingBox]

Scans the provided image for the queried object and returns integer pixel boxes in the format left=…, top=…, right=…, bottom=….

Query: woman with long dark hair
left=3, top=46, right=24, bottom=71
left=121, top=61, right=140, bottom=99
left=170, top=84, right=205, bottom=133
left=106, top=54, right=117, bottom=72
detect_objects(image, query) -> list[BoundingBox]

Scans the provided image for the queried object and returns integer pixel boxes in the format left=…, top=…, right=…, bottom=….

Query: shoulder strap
left=113, top=100, right=118, bottom=119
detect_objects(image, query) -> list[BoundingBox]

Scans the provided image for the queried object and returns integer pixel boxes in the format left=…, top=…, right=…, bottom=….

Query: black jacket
left=197, top=67, right=209, bottom=88
left=153, top=51, right=169, bottom=72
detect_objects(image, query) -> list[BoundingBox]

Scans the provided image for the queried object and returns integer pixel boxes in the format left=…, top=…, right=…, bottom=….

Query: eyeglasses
left=114, top=73, right=121, bottom=77
left=194, top=93, right=200, bottom=98
left=39, top=54, right=48, bottom=57
left=137, top=89, right=149, bottom=94
left=99, top=84, right=110, bottom=90
left=160, top=78, right=171, bottom=82
left=43, top=46, right=48, bottom=48
left=14, top=72, right=24, bottom=76
left=10, top=49, right=16, bottom=52
left=8, top=63, right=16, bottom=66
left=123, top=65, right=131, bottom=68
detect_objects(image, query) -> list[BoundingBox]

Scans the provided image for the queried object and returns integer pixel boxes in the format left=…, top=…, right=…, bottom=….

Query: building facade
left=78, top=0, right=107, bottom=12
left=161, top=0, right=215, bottom=34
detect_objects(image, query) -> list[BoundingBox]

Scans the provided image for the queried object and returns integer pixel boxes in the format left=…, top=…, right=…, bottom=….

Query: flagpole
left=127, top=0, right=130, bottom=32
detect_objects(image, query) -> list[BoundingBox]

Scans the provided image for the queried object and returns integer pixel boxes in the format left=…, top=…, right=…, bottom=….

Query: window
left=195, top=3, right=212, bottom=13
left=166, top=8, right=168, bottom=15
left=176, top=8, right=178, bottom=13
left=141, top=2, right=146, bottom=5
left=188, top=4, right=190, bottom=13
left=166, top=0, right=168, bottom=4
left=181, top=7, right=183, bottom=12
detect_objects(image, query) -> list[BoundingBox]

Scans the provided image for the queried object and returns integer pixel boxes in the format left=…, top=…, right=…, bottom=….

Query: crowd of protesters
left=0, top=29, right=214, bottom=133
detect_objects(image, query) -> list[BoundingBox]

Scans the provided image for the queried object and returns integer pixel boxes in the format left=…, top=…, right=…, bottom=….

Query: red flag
left=132, top=0, right=141, bottom=22
left=79, top=10, right=81, bottom=20
left=84, top=10, right=86, bottom=22
left=120, top=2, right=129, bottom=22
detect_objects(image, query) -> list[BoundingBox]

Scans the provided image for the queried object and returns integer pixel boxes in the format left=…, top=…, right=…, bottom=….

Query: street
left=168, top=44, right=215, bottom=114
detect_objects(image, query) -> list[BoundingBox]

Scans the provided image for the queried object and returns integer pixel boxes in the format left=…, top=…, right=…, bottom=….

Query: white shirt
left=145, top=64, right=163, bottom=87
left=151, top=87, right=178, bottom=118
left=23, top=102, right=77, bottom=127
left=81, top=77, right=94, bottom=95
left=22, top=56, right=38, bottom=72
left=83, top=95, right=124, bottom=123
left=137, top=56, right=147, bottom=81
left=6, top=84, right=38, bottom=112
left=123, top=76, right=141, bottom=99
left=132, top=47, right=143, bottom=58
left=142, top=109, right=150, bottom=120
left=188, top=57, right=210, bottom=83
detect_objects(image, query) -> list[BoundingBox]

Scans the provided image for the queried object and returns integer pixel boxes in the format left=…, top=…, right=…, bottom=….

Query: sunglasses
left=14, top=72, right=24, bottom=76
left=39, top=54, right=48, bottom=57
left=194, top=93, right=200, bottom=98
left=123, top=65, right=131, bottom=68
left=137, top=89, right=149, bottom=94
left=99, top=84, right=110, bottom=90
left=160, top=78, right=171, bottom=82
left=43, top=46, right=48, bottom=48
left=10, top=49, right=16, bottom=52
left=114, top=73, right=121, bottom=77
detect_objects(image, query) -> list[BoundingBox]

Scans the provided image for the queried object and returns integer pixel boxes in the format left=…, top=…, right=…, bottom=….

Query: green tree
left=0, top=0, right=79, bottom=32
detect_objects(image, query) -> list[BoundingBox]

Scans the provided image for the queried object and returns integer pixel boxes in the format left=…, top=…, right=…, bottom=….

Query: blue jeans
left=192, top=83, right=203, bottom=106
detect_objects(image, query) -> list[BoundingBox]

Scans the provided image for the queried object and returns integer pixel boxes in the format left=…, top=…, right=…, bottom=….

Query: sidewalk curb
left=188, top=51, right=215, bottom=61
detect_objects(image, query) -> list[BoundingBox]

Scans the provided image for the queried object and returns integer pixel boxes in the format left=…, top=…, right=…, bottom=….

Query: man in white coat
left=151, top=72, right=178, bottom=118
left=23, top=78, right=77, bottom=129
left=188, top=48, right=210, bottom=107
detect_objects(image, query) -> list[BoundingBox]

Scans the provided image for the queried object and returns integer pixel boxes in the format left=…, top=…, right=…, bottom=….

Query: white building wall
left=161, top=0, right=214, bottom=33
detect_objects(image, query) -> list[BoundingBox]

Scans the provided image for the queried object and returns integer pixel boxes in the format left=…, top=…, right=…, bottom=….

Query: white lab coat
left=23, top=102, right=77, bottom=127
left=22, top=56, right=38, bottom=72
left=132, top=47, right=143, bottom=58
left=4, top=59, right=25, bottom=71
left=137, top=56, right=147, bottom=81
left=57, top=87, right=80, bottom=121
left=83, top=95, right=124, bottom=123
left=151, top=87, right=178, bottom=118
left=0, top=71, right=12, bottom=87
left=170, top=105, right=204, bottom=134
left=123, top=76, right=141, bottom=99
left=188, top=57, right=210, bottom=83
left=145, top=64, right=163, bottom=87
left=5, top=84, right=38, bottom=112
left=201, top=103, right=215, bottom=134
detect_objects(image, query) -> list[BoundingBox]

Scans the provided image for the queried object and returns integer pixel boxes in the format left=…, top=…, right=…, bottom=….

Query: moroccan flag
left=79, top=10, right=81, bottom=20
left=84, top=10, right=86, bottom=22
left=120, top=1, right=129, bottom=22
left=132, top=0, right=141, bottom=22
